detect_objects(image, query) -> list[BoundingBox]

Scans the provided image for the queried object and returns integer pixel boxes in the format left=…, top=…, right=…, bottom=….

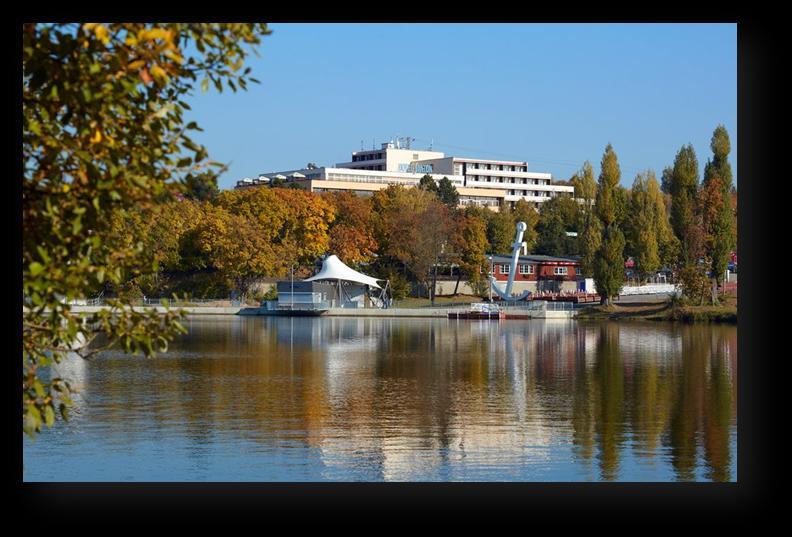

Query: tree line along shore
left=96, top=127, right=737, bottom=315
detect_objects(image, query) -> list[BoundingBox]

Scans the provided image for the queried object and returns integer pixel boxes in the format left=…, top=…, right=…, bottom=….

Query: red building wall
left=491, top=262, right=578, bottom=281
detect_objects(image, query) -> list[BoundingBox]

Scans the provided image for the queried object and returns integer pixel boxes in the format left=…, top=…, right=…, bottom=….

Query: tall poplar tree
left=593, top=144, right=625, bottom=304
left=702, top=125, right=736, bottom=303
left=627, top=172, right=660, bottom=281
left=576, top=161, right=599, bottom=277
left=669, top=144, right=700, bottom=264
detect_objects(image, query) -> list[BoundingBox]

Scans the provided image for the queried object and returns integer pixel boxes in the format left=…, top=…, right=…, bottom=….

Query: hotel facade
left=235, top=140, right=575, bottom=211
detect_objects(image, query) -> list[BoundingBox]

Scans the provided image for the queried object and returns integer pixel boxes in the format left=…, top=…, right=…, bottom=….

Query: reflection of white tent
left=304, top=255, right=382, bottom=289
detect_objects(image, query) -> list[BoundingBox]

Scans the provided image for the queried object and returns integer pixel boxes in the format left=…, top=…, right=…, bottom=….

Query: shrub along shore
left=575, top=295, right=737, bottom=323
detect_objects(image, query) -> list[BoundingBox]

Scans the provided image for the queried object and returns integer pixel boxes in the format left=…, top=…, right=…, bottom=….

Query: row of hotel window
left=352, top=153, right=385, bottom=161
left=466, top=164, right=527, bottom=172
left=467, top=176, right=547, bottom=185
left=490, top=264, right=569, bottom=275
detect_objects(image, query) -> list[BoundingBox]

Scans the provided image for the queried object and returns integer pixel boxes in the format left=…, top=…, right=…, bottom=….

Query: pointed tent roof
left=304, top=255, right=382, bottom=289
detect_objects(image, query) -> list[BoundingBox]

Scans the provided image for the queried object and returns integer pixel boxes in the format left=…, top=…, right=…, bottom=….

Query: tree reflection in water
left=24, top=316, right=736, bottom=482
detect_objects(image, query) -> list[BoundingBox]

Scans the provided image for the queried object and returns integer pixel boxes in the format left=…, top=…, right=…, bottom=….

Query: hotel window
left=519, top=264, right=533, bottom=275
left=499, top=264, right=510, bottom=275
left=554, top=267, right=568, bottom=276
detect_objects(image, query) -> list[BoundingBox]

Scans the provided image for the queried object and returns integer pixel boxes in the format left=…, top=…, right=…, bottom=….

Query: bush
left=678, top=262, right=710, bottom=305
left=256, top=286, right=278, bottom=302
left=387, top=271, right=412, bottom=300
left=167, top=271, right=231, bottom=299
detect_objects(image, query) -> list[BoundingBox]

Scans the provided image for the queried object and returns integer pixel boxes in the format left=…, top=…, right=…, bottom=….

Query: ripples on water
left=24, top=317, right=737, bottom=482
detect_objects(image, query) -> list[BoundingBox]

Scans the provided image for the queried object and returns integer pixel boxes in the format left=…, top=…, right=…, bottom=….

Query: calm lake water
left=23, top=316, right=737, bottom=482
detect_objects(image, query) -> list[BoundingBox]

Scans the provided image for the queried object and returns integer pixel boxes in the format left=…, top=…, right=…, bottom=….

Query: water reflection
left=24, top=317, right=737, bottom=482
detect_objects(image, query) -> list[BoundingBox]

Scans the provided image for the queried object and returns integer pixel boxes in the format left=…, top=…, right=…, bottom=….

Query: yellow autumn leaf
left=90, top=130, right=103, bottom=144
left=150, top=64, right=169, bottom=84
left=94, top=24, right=110, bottom=45
left=163, top=49, right=184, bottom=64
left=139, top=28, right=173, bottom=42
left=127, top=60, right=146, bottom=71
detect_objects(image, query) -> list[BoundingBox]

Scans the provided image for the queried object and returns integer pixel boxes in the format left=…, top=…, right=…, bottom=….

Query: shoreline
left=61, top=301, right=737, bottom=323
left=575, top=302, right=737, bottom=324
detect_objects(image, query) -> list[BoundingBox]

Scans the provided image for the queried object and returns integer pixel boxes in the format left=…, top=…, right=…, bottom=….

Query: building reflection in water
left=45, top=316, right=736, bottom=481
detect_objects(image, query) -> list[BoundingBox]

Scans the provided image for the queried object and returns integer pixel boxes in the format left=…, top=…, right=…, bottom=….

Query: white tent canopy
left=304, top=255, right=383, bottom=289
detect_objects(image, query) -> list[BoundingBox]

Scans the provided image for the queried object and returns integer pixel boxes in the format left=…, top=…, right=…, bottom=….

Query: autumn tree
left=669, top=144, right=700, bottom=264
left=660, top=165, right=674, bottom=195
left=698, top=177, right=729, bottom=304
left=571, top=161, right=597, bottom=210
left=382, top=193, right=453, bottom=303
left=484, top=206, right=518, bottom=254
left=108, top=197, right=206, bottom=296
left=511, top=199, right=539, bottom=252
left=450, top=211, right=489, bottom=296
left=702, top=125, right=736, bottom=303
left=575, top=161, right=600, bottom=277
left=212, top=187, right=336, bottom=280
left=194, top=204, right=278, bottom=297
left=593, top=144, right=626, bottom=304
left=22, top=23, right=269, bottom=437
left=535, top=195, right=580, bottom=257
left=323, top=191, right=377, bottom=267
left=625, top=172, right=661, bottom=281
left=371, top=184, right=434, bottom=264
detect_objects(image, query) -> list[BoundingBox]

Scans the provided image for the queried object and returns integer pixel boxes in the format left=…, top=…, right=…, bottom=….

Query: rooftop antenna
left=372, top=138, right=375, bottom=150
left=430, top=139, right=433, bottom=151
left=361, top=140, right=364, bottom=151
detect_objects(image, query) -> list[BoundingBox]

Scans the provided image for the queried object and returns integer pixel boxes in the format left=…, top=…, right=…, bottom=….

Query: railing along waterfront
left=69, top=297, right=248, bottom=307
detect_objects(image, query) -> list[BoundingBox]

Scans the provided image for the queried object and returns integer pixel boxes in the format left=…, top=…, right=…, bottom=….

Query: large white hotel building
left=235, top=140, right=574, bottom=211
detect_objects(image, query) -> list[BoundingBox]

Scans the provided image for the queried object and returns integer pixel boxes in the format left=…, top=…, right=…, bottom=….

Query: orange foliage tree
left=322, top=191, right=377, bottom=266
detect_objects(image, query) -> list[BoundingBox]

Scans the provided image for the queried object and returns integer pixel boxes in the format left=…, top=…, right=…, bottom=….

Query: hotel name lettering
left=398, top=163, right=434, bottom=173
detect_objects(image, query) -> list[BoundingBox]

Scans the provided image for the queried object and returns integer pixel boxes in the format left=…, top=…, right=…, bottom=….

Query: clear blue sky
left=185, top=23, right=737, bottom=190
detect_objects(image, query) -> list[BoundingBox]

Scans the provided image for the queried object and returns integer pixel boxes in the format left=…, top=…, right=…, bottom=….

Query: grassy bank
left=576, top=295, right=737, bottom=323
left=392, top=295, right=483, bottom=308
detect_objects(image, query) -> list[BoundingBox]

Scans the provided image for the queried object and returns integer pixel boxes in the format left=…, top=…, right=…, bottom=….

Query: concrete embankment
left=65, top=305, right=575, bottom=319
left=66, top=305, right=248, bottom=315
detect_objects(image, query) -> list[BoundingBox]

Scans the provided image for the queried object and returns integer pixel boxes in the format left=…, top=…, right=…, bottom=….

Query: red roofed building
left=486, top=254, right=581, bottom=293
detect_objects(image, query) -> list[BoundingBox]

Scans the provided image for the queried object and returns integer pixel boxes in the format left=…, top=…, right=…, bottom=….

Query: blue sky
left=185, top=23, right=737, bottom=190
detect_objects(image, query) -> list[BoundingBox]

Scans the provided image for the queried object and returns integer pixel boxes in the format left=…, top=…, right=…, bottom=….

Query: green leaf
left=201, top=78, right=209, bottom=93
left=44, top=405, right=56, bottom=427
left=33, top=380, right=45, bottom=397
left=29, top=262, right=45, bottom=276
